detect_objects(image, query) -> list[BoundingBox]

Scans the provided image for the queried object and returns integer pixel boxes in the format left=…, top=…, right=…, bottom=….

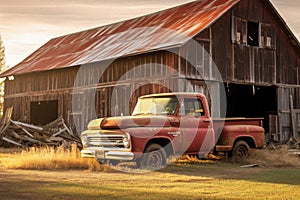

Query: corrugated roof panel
left=1, top=0, right=241, bottom=77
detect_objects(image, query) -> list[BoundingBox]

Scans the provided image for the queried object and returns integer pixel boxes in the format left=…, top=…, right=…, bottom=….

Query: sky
left=0, top=0, right=299, bottom=68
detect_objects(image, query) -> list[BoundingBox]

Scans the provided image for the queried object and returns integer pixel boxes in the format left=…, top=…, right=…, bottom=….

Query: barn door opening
left=30, top=100, right=58, bottom=125
left=225, top=84, right=277, bottom=132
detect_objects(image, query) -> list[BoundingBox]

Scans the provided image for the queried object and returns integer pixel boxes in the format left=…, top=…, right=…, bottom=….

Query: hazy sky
left=0, top=0, right=299, bottom=67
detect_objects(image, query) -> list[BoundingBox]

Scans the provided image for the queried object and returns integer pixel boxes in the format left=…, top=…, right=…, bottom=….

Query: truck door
left=179, top=97, right=214, bottom=155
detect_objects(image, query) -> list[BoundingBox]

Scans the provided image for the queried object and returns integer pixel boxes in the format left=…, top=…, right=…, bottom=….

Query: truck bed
left=212, top=118, right=265, bottom=152
left=213, top=117, right=263, bottom=125
left=212, top=117, right=264, bottom=134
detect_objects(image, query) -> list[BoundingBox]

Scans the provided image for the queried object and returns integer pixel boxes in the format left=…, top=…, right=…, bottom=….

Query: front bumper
left=81, top=149, right=134, bottom=161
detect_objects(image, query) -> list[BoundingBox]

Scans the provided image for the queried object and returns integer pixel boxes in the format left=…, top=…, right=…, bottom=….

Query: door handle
left=203, top=119, right=211, bottom=123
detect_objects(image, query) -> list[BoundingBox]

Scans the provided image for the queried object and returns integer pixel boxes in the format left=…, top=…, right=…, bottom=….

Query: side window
left=180, top=98, right=205, bottom=116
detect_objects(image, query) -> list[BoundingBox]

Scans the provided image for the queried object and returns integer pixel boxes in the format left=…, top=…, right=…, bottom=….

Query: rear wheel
left=137, top=144, right=167, bottom=170
left=232, top=140, right=250, bottom=158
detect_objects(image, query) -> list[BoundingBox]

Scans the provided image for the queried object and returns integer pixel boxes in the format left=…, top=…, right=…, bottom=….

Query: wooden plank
left=290, top=95, right=297, bottom=139
left=0, top=107, right=13, bottom=126
left=279, top=109, right=300, bottom=114
left=1, top=136, right=22, bottom=146
left=10, top=131, right=45, bottom=144
left=10, top=120, right=34, bottom=138
left=52, top=128, right=67, bottom=137
left=48, top=136, right=64, bottom=142
left=10, top=120, right=44, bottom=131
left=22, top=136, right=45, bottom=144
left=62, top=120, right=74, bottom=137
left=288, top=149, right=300, bottom=155
left=0, top=107, right=13, bottom=135
left=10, top=130, right=22, bottom=139
left=0, top=122, right=11, bottom=137
left=240, top=164, right=259, bottom=168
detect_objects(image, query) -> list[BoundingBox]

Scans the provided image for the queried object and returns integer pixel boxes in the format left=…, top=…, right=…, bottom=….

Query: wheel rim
left=236, top=145, right=248, bottom=157
left=146, top=151, right=162, bottom=168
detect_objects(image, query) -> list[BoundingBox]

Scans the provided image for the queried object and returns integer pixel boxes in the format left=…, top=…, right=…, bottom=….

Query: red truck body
left=81, top=93, right=265, bottom=168
left=213, top=118, right=264, bottom=154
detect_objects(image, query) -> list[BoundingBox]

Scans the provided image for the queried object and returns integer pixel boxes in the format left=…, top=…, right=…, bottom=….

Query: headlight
left=81, top=135, right=88, bottom=147
left=123, top=137, right=130, bottom=148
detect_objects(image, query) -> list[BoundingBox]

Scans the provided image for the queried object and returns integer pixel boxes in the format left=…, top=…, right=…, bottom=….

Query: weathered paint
left=1, top=0, right=240, bottom=77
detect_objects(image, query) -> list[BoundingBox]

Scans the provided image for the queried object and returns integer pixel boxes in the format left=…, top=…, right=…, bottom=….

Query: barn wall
left=4, top=50, right=182, bottom=134
left=4, top=90, right=72, bottom=124
left=4, top=67, right=77, bottom=124
left=209, top=0, right=300, bottom=141
left=208, top=0, right=299, bottom=85
left=277, top=86, right=300, bottom=141
left=4, top=67, right=79, bottom=96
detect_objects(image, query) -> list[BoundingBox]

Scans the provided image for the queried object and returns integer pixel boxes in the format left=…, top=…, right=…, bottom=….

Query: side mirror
left=194, top=112, right=201, bottom=118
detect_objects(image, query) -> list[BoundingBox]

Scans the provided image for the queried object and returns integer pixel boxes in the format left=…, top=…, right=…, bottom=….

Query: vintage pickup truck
left=81, top=92, right=265, bottom=169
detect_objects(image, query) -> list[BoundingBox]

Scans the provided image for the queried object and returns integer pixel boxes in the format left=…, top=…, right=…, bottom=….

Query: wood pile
left=0, top=107, right=82, bottom=148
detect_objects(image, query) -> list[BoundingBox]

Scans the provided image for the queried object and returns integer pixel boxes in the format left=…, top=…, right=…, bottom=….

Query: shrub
left=0, top=144, right=114, bottom=172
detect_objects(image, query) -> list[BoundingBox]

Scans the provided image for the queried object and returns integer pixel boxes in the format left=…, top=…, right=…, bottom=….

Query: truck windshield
left=132, top=97, right=178, bottom=116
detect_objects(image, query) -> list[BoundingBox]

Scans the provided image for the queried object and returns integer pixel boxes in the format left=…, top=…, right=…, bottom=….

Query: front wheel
left=97, top=159, right=120, bottom=166
left=186, top=154, right=207, bottom=160
left=137, top=144, right=167, bottom=170
left=232, top=140, right=250, bottom=158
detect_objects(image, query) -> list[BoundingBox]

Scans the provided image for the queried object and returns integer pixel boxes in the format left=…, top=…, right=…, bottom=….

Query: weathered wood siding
left=4, top=50, right=182, bottom=133
left=4, top=67, right=78, bottom=123
left=209, top=0, right=299, bottom=85
left=277, top=86, right=300, bottom=141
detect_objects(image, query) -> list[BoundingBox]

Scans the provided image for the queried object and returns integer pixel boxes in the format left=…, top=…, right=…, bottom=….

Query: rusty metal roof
left=2, top=0, right=240, bottom=77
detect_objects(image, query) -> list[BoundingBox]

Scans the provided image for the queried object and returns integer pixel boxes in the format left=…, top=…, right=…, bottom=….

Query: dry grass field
left=0, top=146, right=299, bottom=200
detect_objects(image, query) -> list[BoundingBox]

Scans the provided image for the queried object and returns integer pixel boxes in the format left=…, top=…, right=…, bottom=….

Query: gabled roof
left=1, top=0, right=239, bottom=77
left=2, top=0, right=299, bottom=77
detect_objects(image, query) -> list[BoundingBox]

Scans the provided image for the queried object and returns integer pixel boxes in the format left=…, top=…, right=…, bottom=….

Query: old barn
left=1, top=0, right=300, bottom=142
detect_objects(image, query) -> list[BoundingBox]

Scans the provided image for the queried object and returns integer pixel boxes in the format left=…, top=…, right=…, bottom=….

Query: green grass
left=0, top=147, right=300, bottom=199
left=2, top=168, right=299, bottom=200
left=245, top=168, right=300, bottom=185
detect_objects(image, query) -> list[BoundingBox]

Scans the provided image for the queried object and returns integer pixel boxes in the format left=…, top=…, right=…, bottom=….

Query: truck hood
left=100, top=115, right=179, bottom=129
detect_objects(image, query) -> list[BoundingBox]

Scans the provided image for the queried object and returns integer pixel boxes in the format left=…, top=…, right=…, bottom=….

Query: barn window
left=231, top=16, right=247, bottom=45
left=232, top=17, right=271, bottom=48
left=261, top=23, right=274, bottom=48
left=247, top=21, right=259, bottom=47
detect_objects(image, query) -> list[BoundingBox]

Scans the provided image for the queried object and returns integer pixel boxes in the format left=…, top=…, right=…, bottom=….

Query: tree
left=0, top=35, right=8, bottom=117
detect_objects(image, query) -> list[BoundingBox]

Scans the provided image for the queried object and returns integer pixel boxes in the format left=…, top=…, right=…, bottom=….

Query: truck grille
left=87, top=134, right=126, bottom=148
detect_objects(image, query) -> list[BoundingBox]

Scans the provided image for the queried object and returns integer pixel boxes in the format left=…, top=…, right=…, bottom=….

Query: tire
left=186, top=154, right=206, bottom=160
left=109, top=160, right=120, bottom=166
left=97, top=159, right=105, bottom=165
left=138, top=144, right=167, bottom=170
left=232, top=140, right=250, bottom=158
left=196, top=154, right=207, bottom=160
left=97, top=159, right=119, bottom=166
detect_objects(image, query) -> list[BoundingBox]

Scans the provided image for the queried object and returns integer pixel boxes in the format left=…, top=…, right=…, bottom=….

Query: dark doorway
left=30, top=100, right=58, bottom=125
left=225, top=84, right=277, bottom=132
